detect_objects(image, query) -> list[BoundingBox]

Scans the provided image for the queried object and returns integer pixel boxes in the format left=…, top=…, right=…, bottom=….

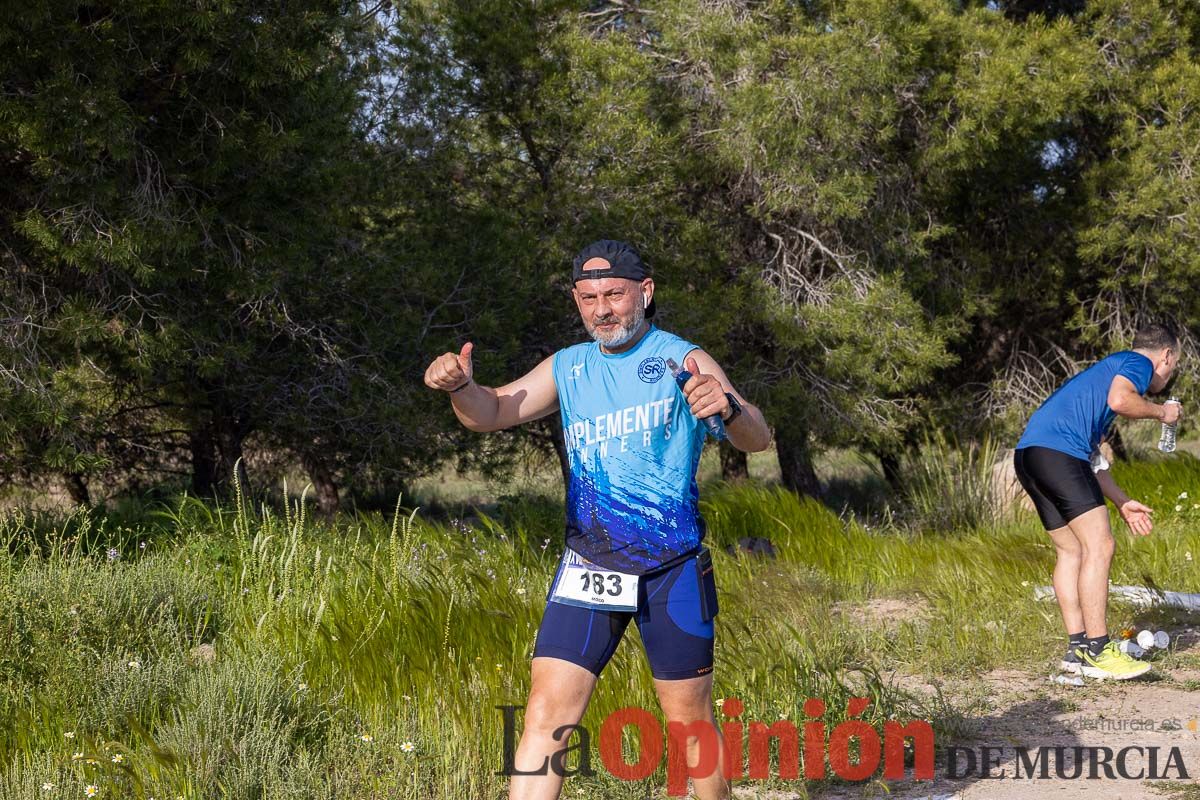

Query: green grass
left=2, top=455, right=1199, bottom=799
left=897, top=435, right=1006, bottom=534
left=1151, top=781, right=1200, bottom=799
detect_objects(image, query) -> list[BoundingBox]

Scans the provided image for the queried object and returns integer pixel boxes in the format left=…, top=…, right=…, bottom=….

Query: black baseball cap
left=571, top=239, right=656, bottom=318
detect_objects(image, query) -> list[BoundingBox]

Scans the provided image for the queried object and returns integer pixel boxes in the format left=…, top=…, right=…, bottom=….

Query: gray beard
left=588, top=302, right=645, bottom=348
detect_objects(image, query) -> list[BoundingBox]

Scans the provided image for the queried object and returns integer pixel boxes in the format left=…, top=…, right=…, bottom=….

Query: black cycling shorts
left=1013, top=446, right=1105, bottom=531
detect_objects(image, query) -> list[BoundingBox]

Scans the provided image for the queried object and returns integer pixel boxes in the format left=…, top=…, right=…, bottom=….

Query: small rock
left=725, top=537, right=776, bottom=559
left=189, top=643, right=216, bottom=664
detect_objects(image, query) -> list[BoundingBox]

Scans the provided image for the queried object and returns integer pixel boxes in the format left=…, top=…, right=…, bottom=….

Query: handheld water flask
left=665, top=358, right=727, bottom=441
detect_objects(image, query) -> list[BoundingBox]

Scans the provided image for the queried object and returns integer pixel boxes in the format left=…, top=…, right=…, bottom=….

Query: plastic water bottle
left=1050, top=674, right=1085, bottom=687
left=1117, top=640, right=1146, bottom=658
left=1158, top=397, right=1181, bottom=453
left=665, top=358, right=726, bottom=441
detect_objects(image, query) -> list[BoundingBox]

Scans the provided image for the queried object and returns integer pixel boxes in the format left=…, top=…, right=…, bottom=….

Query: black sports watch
left=722, top=392, right=743, bottom=425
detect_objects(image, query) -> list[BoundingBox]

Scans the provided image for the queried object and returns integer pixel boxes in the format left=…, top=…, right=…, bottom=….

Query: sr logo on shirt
left=638, top=356, right=666, bottom=384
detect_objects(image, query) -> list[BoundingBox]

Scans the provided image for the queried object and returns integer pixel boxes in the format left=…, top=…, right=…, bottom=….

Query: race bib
left=549, top=549, right=639, bottom=612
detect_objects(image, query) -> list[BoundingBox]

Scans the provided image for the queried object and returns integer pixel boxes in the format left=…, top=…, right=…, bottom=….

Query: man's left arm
left=1095, top=467, right=1154, bottom=536
left=680, top=350, right=772, bottom=453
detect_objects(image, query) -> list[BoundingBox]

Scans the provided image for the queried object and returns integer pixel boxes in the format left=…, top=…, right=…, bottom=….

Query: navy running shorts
left=1013, top=446, right=1106, bottom=531
left=532, top=548, right=718, bottom=680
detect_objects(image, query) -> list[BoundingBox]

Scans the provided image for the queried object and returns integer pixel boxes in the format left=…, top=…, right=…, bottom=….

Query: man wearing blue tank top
left=424, top=239, right=771, bottom=800
left=1014, top=324, right=1182, bottom=681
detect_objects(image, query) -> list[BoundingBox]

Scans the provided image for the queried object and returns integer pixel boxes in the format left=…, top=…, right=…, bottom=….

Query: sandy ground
left=731, top=622, right=1200, bottom=800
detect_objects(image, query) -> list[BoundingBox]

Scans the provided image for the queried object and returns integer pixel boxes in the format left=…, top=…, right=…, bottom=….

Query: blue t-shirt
left=1016, top=351, right=1154, bottom=460
left=553, top=325, right=709, bottom=575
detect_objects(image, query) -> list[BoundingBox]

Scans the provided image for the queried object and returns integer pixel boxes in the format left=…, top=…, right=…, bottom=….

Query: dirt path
left=735, top=626, right=1200, bottom=799
left=834, top=665, right=1200, bottom=800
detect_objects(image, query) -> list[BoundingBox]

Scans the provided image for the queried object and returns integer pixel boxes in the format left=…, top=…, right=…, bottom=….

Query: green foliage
left=4, top=0, right=1200, bottom=505
left=4, top=463, right=1199, bottom=797
left=0, top=1, right=446, bottom=505
left=1076, top=1, right=1200, bottom=357
left=0, top=529, right=222, bottom=751
left=1109, top=451, right=1200, bottom=508
left=898, top=435, right=1008, bottom=533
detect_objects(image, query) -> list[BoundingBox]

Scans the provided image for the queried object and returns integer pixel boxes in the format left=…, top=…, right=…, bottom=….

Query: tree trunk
left=189, top=427, right=218, bottom=497
left=214, top=417, right=249, bottom=498
left=302, top=452, right=340, bottom=519
left=775, top=422, right=821, bottom=498
left=876, top=449, right=903, bottom=494
left=719, top=441, right=749, bottom=482
left=63, top=472, right=90, bottom=506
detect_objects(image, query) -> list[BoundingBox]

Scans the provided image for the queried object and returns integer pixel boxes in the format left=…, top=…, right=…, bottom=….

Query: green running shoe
left=1077, top=642, right=1152, bottom=681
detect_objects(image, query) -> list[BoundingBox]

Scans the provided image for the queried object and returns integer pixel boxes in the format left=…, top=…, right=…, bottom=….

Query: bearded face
left=573, top=277, right=650, bottom=349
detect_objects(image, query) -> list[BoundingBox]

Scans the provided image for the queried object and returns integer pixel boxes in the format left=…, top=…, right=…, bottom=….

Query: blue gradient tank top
left=553, top=325, right=708, bottom=575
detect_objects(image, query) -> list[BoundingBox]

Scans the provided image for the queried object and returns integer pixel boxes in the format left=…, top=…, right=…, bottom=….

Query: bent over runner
left=1014, top=324, right=1181, bottom=681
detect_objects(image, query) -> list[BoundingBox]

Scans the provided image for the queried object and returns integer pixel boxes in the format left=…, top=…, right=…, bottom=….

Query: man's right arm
left=1108, top=375, right=1181, bottom=424
left=423, top=342, right=559, bottom=432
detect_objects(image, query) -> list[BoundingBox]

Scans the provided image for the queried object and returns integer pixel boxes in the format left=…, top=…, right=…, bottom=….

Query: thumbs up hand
left=681, top=355, right=730, bottom=421
left=425, top=342, right=474, bottom=393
